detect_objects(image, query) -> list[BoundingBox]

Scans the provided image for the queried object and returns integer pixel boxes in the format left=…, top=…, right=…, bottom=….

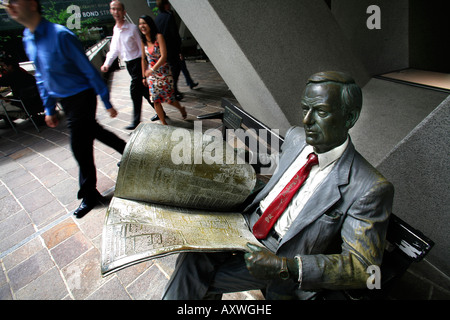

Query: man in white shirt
left=101, top=1, right=154, bottom=130
left=162, top=71, right=394, bottom=300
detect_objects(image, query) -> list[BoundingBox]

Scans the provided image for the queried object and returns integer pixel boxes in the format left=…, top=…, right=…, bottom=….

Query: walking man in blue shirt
left=6, top=0, right=127, bottom=218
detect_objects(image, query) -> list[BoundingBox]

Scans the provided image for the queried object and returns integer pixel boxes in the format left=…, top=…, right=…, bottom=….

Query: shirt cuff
left=103, top=101, right=113, bottom=110
left=44, top=105, right=56, bottom=116
left=294, top=256, right=303, bottom=286
left=104, top=54, right=114, bottom=68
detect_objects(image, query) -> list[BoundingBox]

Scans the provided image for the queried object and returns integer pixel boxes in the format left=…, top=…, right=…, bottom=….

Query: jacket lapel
left=277, top=141, right=355, bottom=248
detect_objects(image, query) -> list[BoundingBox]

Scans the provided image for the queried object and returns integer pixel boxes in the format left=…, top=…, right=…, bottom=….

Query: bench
left=198, top=98, right=435, bottom=299
left=198, top=98, right=284, bottom=175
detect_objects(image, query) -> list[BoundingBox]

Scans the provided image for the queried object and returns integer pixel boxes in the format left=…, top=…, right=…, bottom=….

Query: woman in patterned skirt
left=139, top=15, right=187, bottom=125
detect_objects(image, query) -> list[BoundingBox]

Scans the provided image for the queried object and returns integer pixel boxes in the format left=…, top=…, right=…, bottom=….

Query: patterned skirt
left=148, top=67, right=175, bottom=104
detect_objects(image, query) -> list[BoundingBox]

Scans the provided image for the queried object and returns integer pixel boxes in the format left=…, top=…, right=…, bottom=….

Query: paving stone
left=41, top=217, right=80, bottom=249
left=0, top=283, right=13, bottom=300
left=28, top=199, right=67, bottom=227
left=0, top=194, right=22, bottom=220
left=86, top=276, right=131, bottom=300
left=61, top=248, right=106, bottom=300
left=14, top=267, right=68, bottom=300
left=0, top=224, right=36, bottom=255
left=18, top=186, right=54, bottom=213
left=50, top=231, right=92, bottom=269
left=7, top=249, right=55, bottom=292
left=126, top=264, right=168, bottom=300
left=0, top=210, right=33, bottom=241
left=1, top=237, right=44, bottom=270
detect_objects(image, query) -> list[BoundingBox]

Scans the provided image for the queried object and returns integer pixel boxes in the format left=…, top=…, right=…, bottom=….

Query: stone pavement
left=0, top=60, right=263, bottom=300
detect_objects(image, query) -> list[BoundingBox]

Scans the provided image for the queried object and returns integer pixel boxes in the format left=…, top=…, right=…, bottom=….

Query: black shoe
left=125, top=124, right=138, bottom=130
left=151, top=113, right=167, bottom=121
left=190, top=82, right=199, bottom=89
left=175, top=93, right=184, bottom=101
left=73, top=198, right=97, bottom=219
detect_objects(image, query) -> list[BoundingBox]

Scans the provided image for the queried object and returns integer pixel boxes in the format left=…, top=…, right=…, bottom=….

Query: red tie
left=252, top=153, right=319, bottom=239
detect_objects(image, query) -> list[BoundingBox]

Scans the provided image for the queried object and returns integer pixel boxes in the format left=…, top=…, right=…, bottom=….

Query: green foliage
left=42, top=0, right=99, bottom=42
left=42, top=1, right=71, bottom=25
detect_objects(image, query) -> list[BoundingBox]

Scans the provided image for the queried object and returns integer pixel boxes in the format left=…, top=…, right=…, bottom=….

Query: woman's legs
left=169, top=100, right=187, bottom=119
left=154, top=102, right=167, bottom=125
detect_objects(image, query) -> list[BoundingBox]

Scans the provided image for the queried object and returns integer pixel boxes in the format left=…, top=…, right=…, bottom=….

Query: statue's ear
left=345, top=110, right=360, bottom=129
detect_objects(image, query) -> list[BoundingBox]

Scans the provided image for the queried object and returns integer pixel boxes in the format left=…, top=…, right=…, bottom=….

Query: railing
left=85, top=36, right=111, bottom=61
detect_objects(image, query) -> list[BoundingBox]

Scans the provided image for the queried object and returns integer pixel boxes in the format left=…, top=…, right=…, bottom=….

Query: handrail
left=85, top=36, right=111, bottom=61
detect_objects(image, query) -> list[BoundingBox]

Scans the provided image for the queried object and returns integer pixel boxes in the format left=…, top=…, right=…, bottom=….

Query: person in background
left=5, top=0, right=127, bottom=218
left=180, top=55, right=198, bottom=90
left=155, top=0, right=185, bottom=101
left=101, top=0, right=156, bottom=130
left=139, top=15, right=187, bottom=125
left=0, top=51, right=43, bottom=120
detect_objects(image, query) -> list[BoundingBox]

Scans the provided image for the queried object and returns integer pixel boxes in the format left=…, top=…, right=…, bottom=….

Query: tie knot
left=307, top=153, right=319, bottom=166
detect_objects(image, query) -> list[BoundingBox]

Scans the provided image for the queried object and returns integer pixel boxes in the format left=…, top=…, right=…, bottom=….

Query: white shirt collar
left=115, top=20, right=130, bottom=31
left=303, top=136, right=349, bottom=170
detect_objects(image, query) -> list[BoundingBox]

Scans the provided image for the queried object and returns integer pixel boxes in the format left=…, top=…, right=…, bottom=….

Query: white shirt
left=104, top=20, right=143, bottom=66
left=260, top=138, right=349, bottom=238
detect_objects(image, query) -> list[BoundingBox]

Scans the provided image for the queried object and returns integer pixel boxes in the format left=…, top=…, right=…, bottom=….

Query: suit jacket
left=244, top=126, right=394, bottom=294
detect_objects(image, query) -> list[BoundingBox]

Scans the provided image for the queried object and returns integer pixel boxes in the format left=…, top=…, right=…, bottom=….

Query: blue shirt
left=23, top=18, right=112, bottom=116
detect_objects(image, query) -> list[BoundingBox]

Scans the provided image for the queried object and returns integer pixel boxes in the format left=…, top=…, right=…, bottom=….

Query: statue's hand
left=244, top=243, right=282, bottom=280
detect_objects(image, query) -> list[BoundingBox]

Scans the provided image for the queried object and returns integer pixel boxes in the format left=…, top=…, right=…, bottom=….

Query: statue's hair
left=306, top=71, right=363, bottom=114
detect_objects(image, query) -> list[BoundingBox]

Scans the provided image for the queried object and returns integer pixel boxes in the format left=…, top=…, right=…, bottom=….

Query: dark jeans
left=60, top=89, right=126, bottom=200
left=180, top=58, right=195, bottom=87
left=126, top=57, right=153, bottom=126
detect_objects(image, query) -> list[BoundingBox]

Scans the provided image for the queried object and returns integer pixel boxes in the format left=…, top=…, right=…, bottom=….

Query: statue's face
left=301, top=83, right=349, bottom=153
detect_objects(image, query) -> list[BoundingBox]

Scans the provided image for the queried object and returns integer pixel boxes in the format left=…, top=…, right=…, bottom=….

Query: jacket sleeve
left=299, top=179, right=394, bottom=291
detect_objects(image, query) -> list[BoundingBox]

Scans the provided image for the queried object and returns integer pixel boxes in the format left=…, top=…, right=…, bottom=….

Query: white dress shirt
left=104, top=20, right=143, bottom=66
left=259, top=138, right=349, bottom=238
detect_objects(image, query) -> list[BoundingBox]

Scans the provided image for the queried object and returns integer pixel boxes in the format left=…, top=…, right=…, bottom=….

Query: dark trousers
left=162, top=251, right=269, bottom=300
left=126, top=58, right=153, bottom=126
left=162, top=250, right=306, bottom=300
left=180, top=58, right=195, bottom=87
left=168, top=56, right=181, bottom=95
left=60, top=89, right=126, bottom=200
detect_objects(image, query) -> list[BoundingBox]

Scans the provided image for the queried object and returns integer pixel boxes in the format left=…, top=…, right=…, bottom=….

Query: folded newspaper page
left=101, top=197, right=261, bottom=276
left=101, top=123, right=261, bottom=276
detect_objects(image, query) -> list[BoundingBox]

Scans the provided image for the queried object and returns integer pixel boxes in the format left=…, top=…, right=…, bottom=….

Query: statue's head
left=301, top=71, right=362, bottom=153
